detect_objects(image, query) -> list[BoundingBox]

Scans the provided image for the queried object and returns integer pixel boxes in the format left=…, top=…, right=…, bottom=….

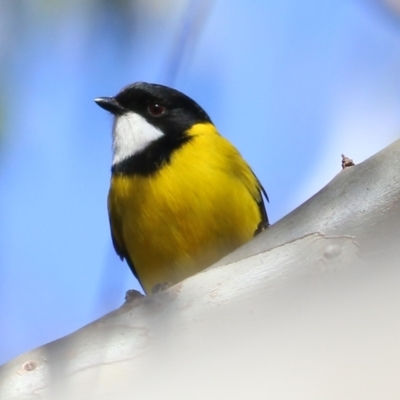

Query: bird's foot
left=124, top=289, right=144, bottom=303
left=152, top=282, right=172, bottom=294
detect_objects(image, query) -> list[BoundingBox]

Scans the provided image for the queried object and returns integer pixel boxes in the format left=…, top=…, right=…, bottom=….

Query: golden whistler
left=95, top=83, right=269, bottom=294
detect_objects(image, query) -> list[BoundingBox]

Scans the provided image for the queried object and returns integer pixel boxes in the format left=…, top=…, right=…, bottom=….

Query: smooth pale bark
left=1, top=139, right=400, bottom=400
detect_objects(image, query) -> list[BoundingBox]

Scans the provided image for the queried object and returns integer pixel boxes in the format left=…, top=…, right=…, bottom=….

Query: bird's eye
left=147, top=103, right=166, bottom=117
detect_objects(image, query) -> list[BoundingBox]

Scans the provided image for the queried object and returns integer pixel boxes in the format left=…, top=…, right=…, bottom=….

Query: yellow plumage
left=108, top=123, right=264, bottom=294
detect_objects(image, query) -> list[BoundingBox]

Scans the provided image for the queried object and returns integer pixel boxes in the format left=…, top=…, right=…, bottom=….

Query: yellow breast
left=108, top=123, right=263, bottom=294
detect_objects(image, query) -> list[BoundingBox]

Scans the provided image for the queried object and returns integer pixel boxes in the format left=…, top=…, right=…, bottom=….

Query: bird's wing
left=251, top=171, right=270, bottom=236
left=108, top=210, right=141, bottom=283
left=255, top=182, right=270, bottom=234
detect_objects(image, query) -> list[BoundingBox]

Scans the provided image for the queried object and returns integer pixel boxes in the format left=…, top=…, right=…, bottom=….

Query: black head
left=95, top=82, right=213, bottom=175
left=95, top=82, right=212, bottom=136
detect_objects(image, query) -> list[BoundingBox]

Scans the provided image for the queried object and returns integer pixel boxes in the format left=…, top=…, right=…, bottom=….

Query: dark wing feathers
left=251, top=169, right=269, bottom=236
left=109, top=215, right=142, bottom=283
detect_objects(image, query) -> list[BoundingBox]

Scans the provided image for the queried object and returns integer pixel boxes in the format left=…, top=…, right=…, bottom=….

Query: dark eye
left=147, top=103, right=166, bottom=117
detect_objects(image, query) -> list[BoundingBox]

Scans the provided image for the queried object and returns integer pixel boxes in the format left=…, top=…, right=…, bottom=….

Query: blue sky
left=1, top=0, right=400, bottom=365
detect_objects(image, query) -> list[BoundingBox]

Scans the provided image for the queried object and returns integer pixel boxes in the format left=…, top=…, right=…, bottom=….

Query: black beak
left=94, top=97, right=126, bottom=115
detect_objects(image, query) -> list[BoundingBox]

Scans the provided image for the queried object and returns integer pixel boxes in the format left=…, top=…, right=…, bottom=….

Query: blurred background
left=1, top=0, right=400, bottom=366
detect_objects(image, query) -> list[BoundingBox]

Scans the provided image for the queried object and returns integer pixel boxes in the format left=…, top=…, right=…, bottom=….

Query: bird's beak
left=94, top=97, right=126, bottom=115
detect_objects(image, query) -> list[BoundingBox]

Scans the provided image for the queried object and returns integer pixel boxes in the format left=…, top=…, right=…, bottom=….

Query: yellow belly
left=108, top=123, right=263, bottom=294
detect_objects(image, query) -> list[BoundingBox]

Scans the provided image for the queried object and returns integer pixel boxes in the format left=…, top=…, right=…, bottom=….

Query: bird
left=95, top=82, right=269, bottom=295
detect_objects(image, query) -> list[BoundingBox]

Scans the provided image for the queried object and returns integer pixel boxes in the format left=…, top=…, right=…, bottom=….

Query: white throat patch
left=112, top=112, right=164, bottom=165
